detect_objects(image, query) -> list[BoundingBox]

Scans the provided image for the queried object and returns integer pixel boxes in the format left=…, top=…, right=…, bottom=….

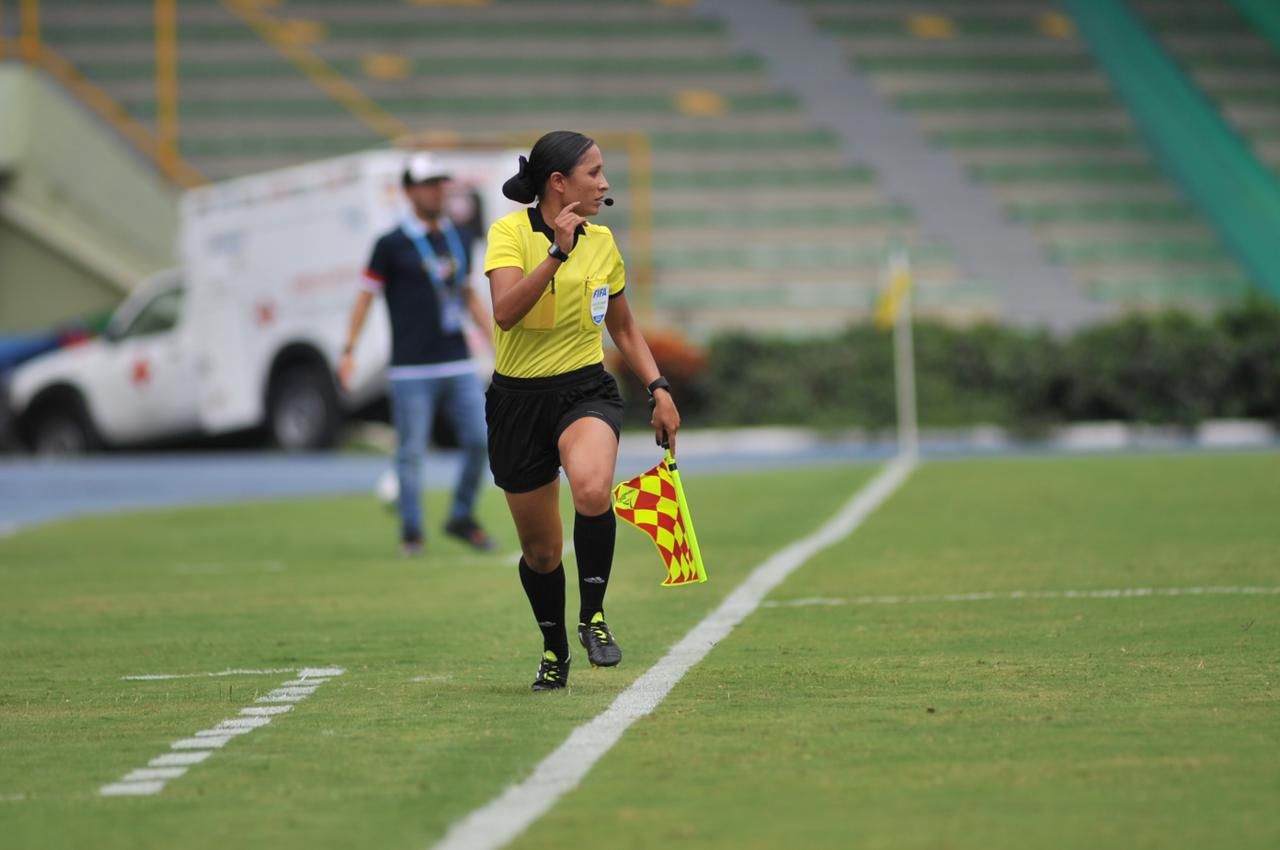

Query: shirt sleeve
left=607, top=239, right=626, bottom=298
left=484, top=216, right=526, bottom=275
left=362, top=236, right=390, bottom=293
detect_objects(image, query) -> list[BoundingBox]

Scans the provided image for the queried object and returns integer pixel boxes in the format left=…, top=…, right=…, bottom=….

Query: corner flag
left=874, top=249, right=913, bottom=331
left=875, top=248, right=920, bottom=456
left=612, top=450, right=708, bottom=587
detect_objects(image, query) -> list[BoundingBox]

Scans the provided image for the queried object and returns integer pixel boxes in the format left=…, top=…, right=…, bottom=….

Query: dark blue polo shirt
left=363, top=220, right=476, bottom=368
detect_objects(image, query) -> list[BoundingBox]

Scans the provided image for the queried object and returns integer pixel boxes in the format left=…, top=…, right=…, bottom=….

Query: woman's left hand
left=651, top=391, right=681, bottom=455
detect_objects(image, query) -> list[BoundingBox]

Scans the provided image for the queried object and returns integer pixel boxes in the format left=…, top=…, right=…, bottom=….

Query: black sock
left=518, top=558, right=568, bottom=659
left=574, top=508, right=617, bottom=625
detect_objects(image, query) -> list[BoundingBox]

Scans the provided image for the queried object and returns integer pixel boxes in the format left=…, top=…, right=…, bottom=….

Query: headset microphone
left=602, top=197, right=615, bottom=207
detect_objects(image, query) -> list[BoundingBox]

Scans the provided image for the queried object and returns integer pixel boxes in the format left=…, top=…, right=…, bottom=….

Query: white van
left=7, top=149, right=517, bottom=453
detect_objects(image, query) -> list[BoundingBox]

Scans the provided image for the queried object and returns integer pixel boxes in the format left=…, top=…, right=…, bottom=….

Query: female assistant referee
left=485, top=130, right=680, bottom=691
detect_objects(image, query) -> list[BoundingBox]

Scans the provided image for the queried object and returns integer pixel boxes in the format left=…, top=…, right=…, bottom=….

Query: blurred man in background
left=339, top=153, right=496, bottom=556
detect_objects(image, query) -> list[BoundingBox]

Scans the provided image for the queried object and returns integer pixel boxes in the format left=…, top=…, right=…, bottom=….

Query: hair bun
left=502, top=155, right=538, bottom=203
left=502, top=172, right=537, bottom=204
left=501, top=155, right=537, bottom=203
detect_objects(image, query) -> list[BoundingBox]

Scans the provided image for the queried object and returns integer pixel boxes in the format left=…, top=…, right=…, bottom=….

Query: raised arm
left=488, top=263, right=557, bottom=332
left=488, top=202, right=585, bottom=331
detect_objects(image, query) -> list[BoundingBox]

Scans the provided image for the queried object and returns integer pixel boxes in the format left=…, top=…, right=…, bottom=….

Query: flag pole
left=664, top=448, right=707, bottom=583
left=890, top=249, right=919, bottom=460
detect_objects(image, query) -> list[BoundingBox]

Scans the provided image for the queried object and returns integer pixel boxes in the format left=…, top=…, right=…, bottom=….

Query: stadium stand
left=32, top=0, right=989, bottom=335
left=787, top=0, right=1258, bottom=311
left=1128, top=0, right=1280, bottom=172
left=22, top=0, right=1278, bottom=328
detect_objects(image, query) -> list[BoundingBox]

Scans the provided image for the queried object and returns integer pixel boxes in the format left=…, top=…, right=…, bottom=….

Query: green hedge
left=619, top=299, right=1280, bottom=432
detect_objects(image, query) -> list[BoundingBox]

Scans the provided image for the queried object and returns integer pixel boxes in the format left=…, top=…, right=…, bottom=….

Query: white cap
left=403, top=152, right=451, bottom=185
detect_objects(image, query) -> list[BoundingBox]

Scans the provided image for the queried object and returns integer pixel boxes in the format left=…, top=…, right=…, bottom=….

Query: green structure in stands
left=1068, top=0, right=1280, bottom=301
left=790, top=0, right=1266, bottom=311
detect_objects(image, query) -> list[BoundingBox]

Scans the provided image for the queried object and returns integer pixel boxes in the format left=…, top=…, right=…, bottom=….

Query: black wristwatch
left=647, top=376, right=672, bottom=400
left=548, top=242, right=571, bottom=262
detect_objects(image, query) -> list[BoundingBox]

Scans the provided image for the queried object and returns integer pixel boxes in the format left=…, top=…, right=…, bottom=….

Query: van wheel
left=268, top=363, right=340, bottom=451
left=31, top=403, right=99, bottom=455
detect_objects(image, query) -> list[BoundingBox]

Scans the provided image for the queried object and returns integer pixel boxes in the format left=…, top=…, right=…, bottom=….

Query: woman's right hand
left=554, top=201, right=585, bottom=254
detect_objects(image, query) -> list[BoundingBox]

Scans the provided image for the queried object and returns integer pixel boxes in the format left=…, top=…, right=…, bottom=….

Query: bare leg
left=504, top=478, right=563, bottom=573
left=558, top=417, right=619, bottom=516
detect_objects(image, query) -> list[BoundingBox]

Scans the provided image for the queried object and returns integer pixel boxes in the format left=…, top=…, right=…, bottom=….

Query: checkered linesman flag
left=612, top=450, right=708, bottom=587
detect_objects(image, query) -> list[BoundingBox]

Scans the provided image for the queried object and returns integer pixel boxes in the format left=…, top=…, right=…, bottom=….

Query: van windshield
left=117, top=288, right=184, bottom=340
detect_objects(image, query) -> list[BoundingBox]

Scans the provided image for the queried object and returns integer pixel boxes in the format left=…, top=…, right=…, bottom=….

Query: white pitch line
left=297, top=667, right=344, bottom=678
left=255, top=686, right=320, bottom=702
left=100, top=667, right=344, bottom=797
left=195, top=727, right=254, bottom=738
left=430, top=455, right=916, bottom=850
left=122, top=668, right=298, bottom=681
left=100, top=781, right=165, bottom=797
left=172, top=735, right=233, bottom=749
left=149, top=752, right=211, bottom=768
left=212, top=716, right=273, bottom=730
left=254, top=693, right=310, bottom=704
left=240, top=705, right=294, bottom=717
left=124, top=768, right=187, bottom=781
left=762, top=586, right=1280, bottom=608
left=761, top=597, right=845, bottom=608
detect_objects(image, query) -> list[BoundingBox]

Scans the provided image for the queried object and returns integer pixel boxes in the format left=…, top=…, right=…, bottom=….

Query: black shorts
left=485, top=363, right=625, bottom=493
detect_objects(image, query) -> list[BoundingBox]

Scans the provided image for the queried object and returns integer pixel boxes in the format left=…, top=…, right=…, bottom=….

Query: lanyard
left=402, top=218, right=469, bottom=291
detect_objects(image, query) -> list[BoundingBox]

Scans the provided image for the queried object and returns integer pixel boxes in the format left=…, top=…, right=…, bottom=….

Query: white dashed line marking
left=99, top=667, right=344, bottom=797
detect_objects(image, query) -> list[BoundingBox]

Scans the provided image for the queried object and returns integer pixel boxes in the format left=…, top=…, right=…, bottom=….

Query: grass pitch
left=1, top=452, right=1277, bottom=849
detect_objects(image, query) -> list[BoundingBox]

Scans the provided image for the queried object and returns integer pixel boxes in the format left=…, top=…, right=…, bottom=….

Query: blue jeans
left=389, top=371, right=489, bottom=539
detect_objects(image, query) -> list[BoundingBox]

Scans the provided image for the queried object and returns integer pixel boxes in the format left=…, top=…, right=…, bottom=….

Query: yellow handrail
left=19, top=0, right=38, bottom=61
left=30, top=46, right=206, bottom=187
left=155, top=0, right=180, bottom=178
left=221, top=0, right=411, bottom=139
left=4, top=0, right=205, bottom=187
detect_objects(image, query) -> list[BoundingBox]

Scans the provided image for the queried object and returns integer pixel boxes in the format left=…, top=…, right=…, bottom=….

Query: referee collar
left=529, top=206, right=584, bottom=249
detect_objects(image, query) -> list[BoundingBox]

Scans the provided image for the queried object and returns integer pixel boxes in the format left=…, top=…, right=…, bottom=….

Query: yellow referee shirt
left=484, top=207, right=626, bottom=379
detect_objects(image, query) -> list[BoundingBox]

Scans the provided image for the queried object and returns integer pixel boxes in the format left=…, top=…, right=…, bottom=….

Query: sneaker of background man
left=400, top=530, right=423, bottom=557
left=578, top=612, right=622, bottom=667
left=531, top=650, right=570, bottom=691
left=443, top=516, right=496, bottom=551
